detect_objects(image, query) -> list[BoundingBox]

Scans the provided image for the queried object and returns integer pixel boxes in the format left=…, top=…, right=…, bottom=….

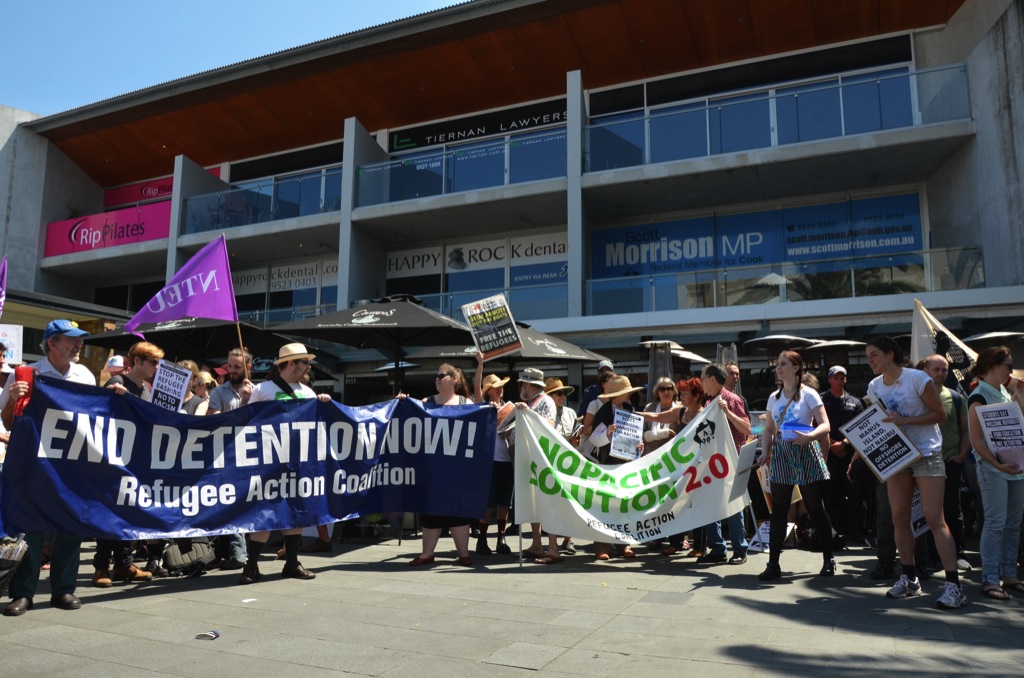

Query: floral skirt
left=769, top=438, right=830, bottom=486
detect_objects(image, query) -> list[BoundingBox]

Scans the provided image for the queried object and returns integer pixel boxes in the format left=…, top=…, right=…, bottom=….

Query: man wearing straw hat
left=237, top=342, right=332, bottom=585
left=474, top=352, right=514, bottom=556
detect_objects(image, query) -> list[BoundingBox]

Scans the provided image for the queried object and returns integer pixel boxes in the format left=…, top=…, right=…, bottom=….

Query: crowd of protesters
left=2, top=318, right=1022, bottom=617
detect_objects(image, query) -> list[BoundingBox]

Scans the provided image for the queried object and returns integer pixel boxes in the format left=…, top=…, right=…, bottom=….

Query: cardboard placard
left=840, top=403, right=922, bottom=482
left=461, top=294, right=522, bottom=360
left=975, top=401, right=1024, bottom=468
left=609, top=409, right=644, bottom=462
left=150, top=360, right=193, bottom=412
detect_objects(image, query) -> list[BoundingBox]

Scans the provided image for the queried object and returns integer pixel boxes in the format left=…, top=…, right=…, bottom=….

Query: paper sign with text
left=461, top=294, right=522, bottom=360
left=841, top=403, right=922, bottom=482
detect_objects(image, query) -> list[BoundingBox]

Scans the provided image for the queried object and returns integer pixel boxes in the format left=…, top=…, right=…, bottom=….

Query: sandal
left=1003, top=581, right=1024, bottom=593
left=620, top=546, right=636, bottom=558
left=982, top=585, right=1010, bottom=600
left=662, top=546, right=679, bottom=556
left=534, top=555, right=564, bottom=565
left=595, top=553, right=611, bottom=561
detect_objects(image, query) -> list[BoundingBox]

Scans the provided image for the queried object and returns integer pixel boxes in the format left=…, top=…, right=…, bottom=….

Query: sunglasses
left=657, top=386, right=675, bottom=392
left=435, top=373, right=451, bottom=380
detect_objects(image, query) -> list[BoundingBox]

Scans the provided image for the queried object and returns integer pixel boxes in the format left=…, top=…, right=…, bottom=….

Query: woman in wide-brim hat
left=589, top=374, right=644, bottom=560
left=544, top=377, right=577, bottom=440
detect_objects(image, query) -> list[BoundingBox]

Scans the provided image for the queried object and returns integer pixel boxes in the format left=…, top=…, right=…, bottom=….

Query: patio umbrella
left=742, top=334, right=818, bottom=354
left=272, top=295, right=473, bottom=390
left=961, top=331, right=1024, bottom=349
left=406, top=324, right=608, bottom=364
left=85, top=318, right=294, bottom=364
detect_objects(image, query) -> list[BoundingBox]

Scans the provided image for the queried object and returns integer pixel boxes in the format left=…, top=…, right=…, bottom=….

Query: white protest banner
left=975, top=401, right=1024, bottom=468
left=461, top=293, right=522, bottom=360
left=0, top=324, right=24, bottom=365
left=150, top=360, right=193, bottom=412
left=514, top=399, right=749, bottom=544
left=841, top=403, right=921, bottom=482
left=609, top=409, right=643, bottom=462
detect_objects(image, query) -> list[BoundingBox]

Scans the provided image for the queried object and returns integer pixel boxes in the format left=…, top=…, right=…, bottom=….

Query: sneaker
left=956, top=558, right=972, bottom=572
left=696, top=551, right=727, bottom=565
left=936, top=582, right=967, bottom=609
left=475, top=538, right=492, bottom=556
left=113, top=564, right=154, bottom=582
left=886, top=575, right=922, bottom=599
left=92, top=569, right=112, bottom=588
left=561, top=539, right=576, bottom=555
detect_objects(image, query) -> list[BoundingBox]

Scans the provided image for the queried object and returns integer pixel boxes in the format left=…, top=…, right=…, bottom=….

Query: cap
left=44, top=319, right=89, bottom=341
left=105, top=355, right=125, bottom=372
left=597, top=359, right=614, bottom=372
left=828, top=365, right=847, bottom=377
left=213, top=366, right=228, bottom=377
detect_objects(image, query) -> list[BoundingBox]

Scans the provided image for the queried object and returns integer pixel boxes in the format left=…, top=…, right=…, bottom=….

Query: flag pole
left=235, top=321, right=250, bottom=381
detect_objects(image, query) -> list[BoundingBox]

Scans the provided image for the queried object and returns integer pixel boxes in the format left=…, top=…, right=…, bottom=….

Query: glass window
left=510, top=130, right=566, bottom=183
left=710, top=92, right=771, bottom=154
left=397, top=152, right=445, bottom=201
left=842, top=68, right=911, bottom=135
left=587, top=112, right=645, bottom=171
left=323, top=168, right=342, bottom=212
left=776, top=80, right=842, bottom=145
left=650, top=102, right=708, bottom=163
left=295, top=170, right=325, bottom=216
left=447, top=140, right=506, bottom=193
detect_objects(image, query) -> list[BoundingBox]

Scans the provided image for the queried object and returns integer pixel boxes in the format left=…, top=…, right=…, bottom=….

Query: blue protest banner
left=2, top=376, right=495, bottom=539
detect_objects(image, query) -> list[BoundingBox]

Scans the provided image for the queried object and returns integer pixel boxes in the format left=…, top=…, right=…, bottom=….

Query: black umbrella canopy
left=272, top=295, right=473, bottom=390
left=406, top=324, right=608, bottom=364
left=85, top=317, right=294, bottom=363
left=273, top=295, right=472, bottom=352
left=742, top=334, right=819, bottom=354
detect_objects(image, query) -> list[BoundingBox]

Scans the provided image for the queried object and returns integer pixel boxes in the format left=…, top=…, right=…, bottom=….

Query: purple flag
left=124, top=235, right=237, bottom=332
left=0, top=256, right=6, bottom=319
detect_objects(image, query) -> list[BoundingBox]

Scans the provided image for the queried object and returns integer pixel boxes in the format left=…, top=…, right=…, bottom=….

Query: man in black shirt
left=820, top=365, right=866, bottom=543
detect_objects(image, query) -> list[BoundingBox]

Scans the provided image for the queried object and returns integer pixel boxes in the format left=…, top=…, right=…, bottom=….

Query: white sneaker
left=937, top=582, right=967, bottom=609
left=886, top=574, right=922, bottom=599
left=956, top=558, right=972, bottom=572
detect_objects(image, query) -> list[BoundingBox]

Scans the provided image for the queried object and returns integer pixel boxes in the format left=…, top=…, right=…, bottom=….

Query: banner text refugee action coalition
left=2, top=376, right=495, bottom=539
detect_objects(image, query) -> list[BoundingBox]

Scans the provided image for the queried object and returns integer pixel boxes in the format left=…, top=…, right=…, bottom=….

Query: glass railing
left=411, top=282, right=569, bottom=323
left=184, top=166, right=343, bottom=234
left=585, top=247, right=983, bottom=314
left=357, top=129, right=567, bottom=207
left=586, top=63, right=970, bottom=172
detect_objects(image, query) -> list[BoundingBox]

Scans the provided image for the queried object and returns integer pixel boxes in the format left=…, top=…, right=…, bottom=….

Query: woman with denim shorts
left=865, top=336, right=965, bottom=609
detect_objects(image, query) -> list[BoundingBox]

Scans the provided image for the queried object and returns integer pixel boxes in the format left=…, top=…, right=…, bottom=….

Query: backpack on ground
left=162, top=538, right=216, bottom=577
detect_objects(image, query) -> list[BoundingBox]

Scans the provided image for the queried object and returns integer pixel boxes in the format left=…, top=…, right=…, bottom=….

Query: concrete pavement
left=2, top=536, right=1023, bottom=677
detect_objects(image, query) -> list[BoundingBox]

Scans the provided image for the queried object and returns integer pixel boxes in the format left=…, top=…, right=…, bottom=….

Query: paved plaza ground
left=2, top=536, right=1023, bottom=677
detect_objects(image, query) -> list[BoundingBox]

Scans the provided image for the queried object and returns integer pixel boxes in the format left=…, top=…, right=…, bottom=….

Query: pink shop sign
left=103, top=166, right=221, bottom=209
left=44, top=201, right=171, bottom=256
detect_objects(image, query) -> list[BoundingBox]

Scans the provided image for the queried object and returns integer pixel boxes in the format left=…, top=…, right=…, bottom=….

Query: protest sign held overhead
left=461, top=293, right=522, bottom=360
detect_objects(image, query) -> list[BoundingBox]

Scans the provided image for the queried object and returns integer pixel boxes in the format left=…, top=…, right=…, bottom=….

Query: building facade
left=3, top=0, right=1023, bottom=404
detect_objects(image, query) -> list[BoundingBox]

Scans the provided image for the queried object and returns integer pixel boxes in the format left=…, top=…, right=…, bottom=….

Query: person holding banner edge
left=473, top=351, right=514, bottom=556
left=966, top=346, right=1024, bottom=600
left=864, top=336, right=965, bottom=609
left=514, top=368, right=563, bottom=564
left=757, top=351, right=835, bottom=581
left=403, top=363, right=477, bottom=567
left=1, top=319, right=94, bottom=616
left=237, top=343, right=333, bottom=585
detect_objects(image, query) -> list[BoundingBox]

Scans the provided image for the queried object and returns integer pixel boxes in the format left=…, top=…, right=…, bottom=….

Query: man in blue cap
left=1, top=319, right=96, bottom=616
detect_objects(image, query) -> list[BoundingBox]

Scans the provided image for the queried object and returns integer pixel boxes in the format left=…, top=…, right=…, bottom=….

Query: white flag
left=910, top=299, right=976, bottom=392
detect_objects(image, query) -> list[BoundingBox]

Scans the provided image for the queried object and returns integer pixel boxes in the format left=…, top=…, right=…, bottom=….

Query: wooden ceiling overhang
left=26, top=0, right=965, bottom=187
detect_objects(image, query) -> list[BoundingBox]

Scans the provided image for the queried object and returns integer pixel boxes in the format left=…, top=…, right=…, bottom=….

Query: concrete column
left=339, top=117, right=390, bottom=309
left=566, top=70, right=586, bottom=317
left=167, top=155, right=228, bottom=279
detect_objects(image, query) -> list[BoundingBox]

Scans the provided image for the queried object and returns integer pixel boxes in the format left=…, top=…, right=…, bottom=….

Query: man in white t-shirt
left=238, top=343, right=333, bottom=586
left=514, top=368, right=561, bottom=563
